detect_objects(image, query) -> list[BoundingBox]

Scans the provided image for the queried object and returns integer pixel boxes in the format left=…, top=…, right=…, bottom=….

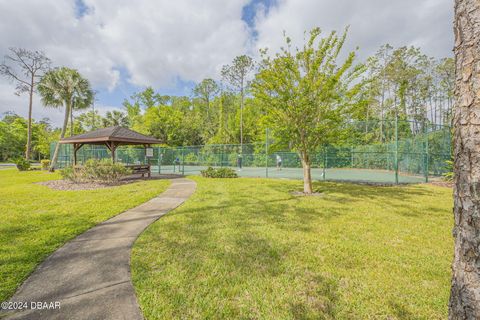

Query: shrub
left=61, top=159, right=131, bottom=184
left=442, top=160, right=454, bottom=182
left=60, top=166, right=77, bottom=181
left=201, top=167, right=238, bottom=178
left=14, top=158, right=31, bottom=171
left=40, top=159, right=51, bottom=170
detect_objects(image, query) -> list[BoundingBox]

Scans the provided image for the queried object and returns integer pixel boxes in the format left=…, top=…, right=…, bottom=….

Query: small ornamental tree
left=252, top=27, right=366, bottom=193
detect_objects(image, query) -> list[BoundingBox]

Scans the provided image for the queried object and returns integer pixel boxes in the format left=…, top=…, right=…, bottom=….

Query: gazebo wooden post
left=112, top=142, right=116, bottom=163
left=73, top=143, right=77, bottom=166
left=143, top=144, right=149, bottom=165
left=73, top=143, right=84, bottom=166
left=105, top=141, right=118, bottom=163
left=144, top=144, right=152, bottom=177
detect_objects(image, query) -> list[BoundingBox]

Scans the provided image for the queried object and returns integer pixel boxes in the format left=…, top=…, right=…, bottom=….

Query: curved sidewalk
left=2, top=177, right=196, bottom=320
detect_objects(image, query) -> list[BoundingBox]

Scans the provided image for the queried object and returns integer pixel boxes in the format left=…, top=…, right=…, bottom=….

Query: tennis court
left=154, top=165, right=426, bottom=184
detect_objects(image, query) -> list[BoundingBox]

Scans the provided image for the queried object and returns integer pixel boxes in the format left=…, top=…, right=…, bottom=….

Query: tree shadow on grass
left=287, top=181, right=448, bottom=219
left=144, top=218, right=342, bottom=319
left=166, top=196, right=340, bottom=235
left=389, top=300, right=417, bottom=320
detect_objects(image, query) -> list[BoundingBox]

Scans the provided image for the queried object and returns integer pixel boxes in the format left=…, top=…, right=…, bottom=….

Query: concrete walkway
left=2, top=177, right=196, bottom=320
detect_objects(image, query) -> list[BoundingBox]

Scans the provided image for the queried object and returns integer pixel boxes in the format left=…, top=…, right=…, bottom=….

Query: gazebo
left=59, top=126, right=161, bottom=165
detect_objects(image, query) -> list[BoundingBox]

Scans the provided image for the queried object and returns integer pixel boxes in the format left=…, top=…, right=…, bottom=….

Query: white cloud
left=0, top=0, right=119, bottom=90
left=253, top=0, right=454, bottom=61
left=87, top=0, right=252, bottom=86
left=0, top=0, right=251, bottom=89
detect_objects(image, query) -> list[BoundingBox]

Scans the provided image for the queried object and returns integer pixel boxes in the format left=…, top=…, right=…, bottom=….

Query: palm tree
left=38, top=67, right=93, bottom=170
left=102, top=110, right=129, bottom=127
left=70, top=92, right=93, bottom=136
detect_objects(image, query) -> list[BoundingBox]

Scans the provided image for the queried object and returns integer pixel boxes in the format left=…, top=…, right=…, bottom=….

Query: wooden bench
left=125, top=164, right=151, bottom=178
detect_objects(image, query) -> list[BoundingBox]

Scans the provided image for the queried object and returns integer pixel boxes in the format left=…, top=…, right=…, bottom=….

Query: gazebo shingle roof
left=59, top=126, right=161, bottom=145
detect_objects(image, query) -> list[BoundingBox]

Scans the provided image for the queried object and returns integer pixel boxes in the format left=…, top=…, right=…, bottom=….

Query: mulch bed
left=38, top=179, right=135, bottom=191
left=37, top=174, right=178, bottom=191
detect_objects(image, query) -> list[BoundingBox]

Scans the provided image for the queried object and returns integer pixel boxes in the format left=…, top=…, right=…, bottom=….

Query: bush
left=201, top=167, right=238, bottom=178
left=61, top=159, right=131, bottom=184
left=442, top=160, right=454, bottom=182
left=14, top=158, right=31, bottom=171
left=40, top=159, right=51, bottom=170
left=60, top=166, right=77, bottom=181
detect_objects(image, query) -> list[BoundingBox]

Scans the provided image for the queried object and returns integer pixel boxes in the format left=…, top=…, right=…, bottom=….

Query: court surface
left=153, top=165, right=427, bottom=184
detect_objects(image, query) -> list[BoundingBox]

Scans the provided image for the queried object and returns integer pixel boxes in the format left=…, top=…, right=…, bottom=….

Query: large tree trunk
left=449, top=1, right=480, bottom=318
left=300, top=152, right=313, bottom=194
left=25, top=83, right=34, bottom=160
left=49, top=103, right=70, bottom=171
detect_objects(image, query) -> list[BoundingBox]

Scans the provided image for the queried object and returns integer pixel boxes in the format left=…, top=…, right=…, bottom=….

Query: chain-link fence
left=51, top=120, right=451, bottom=184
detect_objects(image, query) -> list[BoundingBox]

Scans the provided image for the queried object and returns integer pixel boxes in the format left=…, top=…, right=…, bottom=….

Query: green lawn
left=132, top=177, right=453, bottom=319
left=0, top=169, right=170, bottom=301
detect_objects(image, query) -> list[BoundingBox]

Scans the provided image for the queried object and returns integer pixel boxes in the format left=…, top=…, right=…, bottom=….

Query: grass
left=132, top=177, right=453, bottom=319
left=0, top=169, right=170, bottom=301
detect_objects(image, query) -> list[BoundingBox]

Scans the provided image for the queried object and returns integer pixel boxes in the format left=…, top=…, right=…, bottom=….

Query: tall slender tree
left=437, top=58, right=455, bottom=125
left=193, top=78, right=219, bottom=119
left=450, top=1, right=480, bottom=318
left=0, top=48, right=50, bottom=160
left=193, top=78, right=220, bottom=139
left=221, top=55, right=255, bottom=152
left=38, top=67, right=93, bottom=170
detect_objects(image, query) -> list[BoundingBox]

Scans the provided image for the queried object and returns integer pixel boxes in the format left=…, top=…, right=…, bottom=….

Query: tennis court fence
left=51, top=120, right=451, bottom=184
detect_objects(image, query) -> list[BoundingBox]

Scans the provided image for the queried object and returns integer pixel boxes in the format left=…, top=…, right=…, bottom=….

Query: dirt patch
left=428, top=181, right=453, bottom=188
left=290, top=191, right=324, bottom=197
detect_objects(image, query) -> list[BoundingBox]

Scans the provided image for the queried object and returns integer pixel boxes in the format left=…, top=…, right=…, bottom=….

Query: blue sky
left=242, top=0, right=276, bottom=35
left=0, top=0, right=453, bottom=125
left=74, top=0, right=89, bottom=18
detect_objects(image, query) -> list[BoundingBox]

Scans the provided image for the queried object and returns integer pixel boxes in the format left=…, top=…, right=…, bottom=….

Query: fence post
left=182, top=147, right=185, bottom=175
left=351, top=146, right=354, bottom=168
left=220, top=145, right=224, bottom=168
left=265, top=128, right=269, bottom=178
left=220, top=149, right=223, bottom=168
left=425, top=123, right=429, bottom=183
left=395, top=116, right=399, bottom=184
left=157, top=147, right=162, bottom=174
left=323, top=147, right=327, bottom=181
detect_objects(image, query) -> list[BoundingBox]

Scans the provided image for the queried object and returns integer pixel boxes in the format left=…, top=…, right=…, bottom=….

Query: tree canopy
left=252, top=27, right=366, bottom=193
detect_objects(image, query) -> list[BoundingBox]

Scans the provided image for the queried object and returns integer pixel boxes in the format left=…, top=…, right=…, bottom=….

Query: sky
left=0, top=0, right=454, bottom=126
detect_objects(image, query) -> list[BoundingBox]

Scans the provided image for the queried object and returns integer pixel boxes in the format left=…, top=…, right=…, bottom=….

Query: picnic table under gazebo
left=59, top=126, right=161, bottom=177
